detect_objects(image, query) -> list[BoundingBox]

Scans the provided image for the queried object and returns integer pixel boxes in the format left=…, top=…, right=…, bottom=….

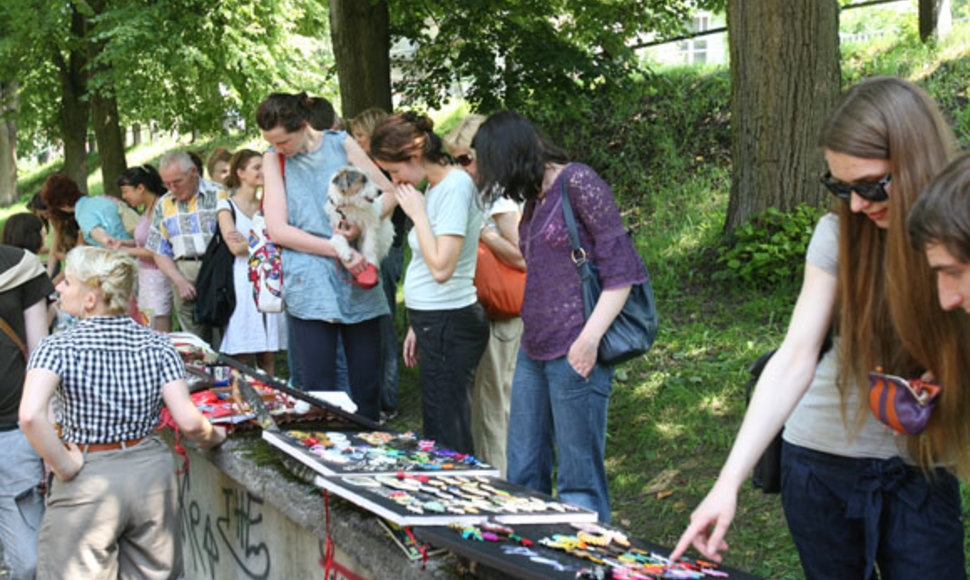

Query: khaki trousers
left=471, top=316, right=523, bottom=477
left=37, top=436, right=179, bottom=580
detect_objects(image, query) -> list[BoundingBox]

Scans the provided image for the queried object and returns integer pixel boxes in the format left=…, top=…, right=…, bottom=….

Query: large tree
left=329, top=0, right=392, bottom=119
left=919, top=0, right=952, bottom=41
left=724, top=0, right=840, bottom=230
left=0, top=82, right=17, bottom=205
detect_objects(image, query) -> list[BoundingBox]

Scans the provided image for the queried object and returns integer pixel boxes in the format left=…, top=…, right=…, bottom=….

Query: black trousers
left=409, top=303, right=489, bottom=454
left=289, top=315, right=382, bottom=421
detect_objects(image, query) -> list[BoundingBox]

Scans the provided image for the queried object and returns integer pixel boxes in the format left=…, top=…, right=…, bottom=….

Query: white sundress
left=218, top=197, right=287, bottom=355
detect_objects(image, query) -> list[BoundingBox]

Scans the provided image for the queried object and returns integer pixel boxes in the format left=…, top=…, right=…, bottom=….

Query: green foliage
left=527, top=67, right=731, bottom=207
left=390, top=0, right=721, bottom=115
left=0, top=0, right=334, bottom=156
left=714, top=204, right=827, bottom=289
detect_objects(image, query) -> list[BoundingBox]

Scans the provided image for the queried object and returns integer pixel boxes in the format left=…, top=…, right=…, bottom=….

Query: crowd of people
left=3, top=75, right=970, bottom=578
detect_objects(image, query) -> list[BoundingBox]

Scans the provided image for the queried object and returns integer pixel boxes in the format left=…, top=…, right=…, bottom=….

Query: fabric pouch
left=867, top=371, right=941, bottom=435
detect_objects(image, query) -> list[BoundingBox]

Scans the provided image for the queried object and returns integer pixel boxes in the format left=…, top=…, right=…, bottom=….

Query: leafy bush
left=714, top=204, right=827, bottom=288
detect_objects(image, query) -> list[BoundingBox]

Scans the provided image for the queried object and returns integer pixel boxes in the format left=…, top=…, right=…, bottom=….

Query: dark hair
left=187, top=151, right=205, bottom=176
left=370, top=112, right=449, bottom=165
left=225, top=149, right=262, bottom=190
left=39, top=173, right=84, bottom=218
left=256, top=92, right=336, bottom=133
left=26, top=193, right=49, bottom=230
left=206, top=147, right=233, bottom=180
left=472, top=111, right=569, bottom=204
left=116, top=164, right=166, bottom=196
left=908, top=153, right=970, bottom=263
left=2, top=213, right=44, bottom=253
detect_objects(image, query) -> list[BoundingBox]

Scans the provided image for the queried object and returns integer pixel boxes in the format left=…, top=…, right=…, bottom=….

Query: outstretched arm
left=670, top=262, right=837, bottom=562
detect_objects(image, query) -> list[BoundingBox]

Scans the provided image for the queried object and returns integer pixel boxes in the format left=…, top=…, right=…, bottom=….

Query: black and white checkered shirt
left=28, top=316, right=185, bottom=444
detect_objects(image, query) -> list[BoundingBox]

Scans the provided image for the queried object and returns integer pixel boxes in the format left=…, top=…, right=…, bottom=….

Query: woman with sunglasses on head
left=117, top=164, right=172, bottom=331
left=672, top=77, right=970, bottom=578
left=370, top=112, right=490, bottom=455
left=445, top=114, right=525, bottom=477
left=472, top=111, right=648, bottom=523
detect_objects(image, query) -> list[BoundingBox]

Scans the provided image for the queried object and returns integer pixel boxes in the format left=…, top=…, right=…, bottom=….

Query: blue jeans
left=0, top=428, right=44, bottom=580
left=506, top=349, right=613, bottom=522
left=781, top=441, right=965, bottom=580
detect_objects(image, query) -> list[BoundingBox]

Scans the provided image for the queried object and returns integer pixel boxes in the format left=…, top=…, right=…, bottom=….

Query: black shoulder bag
left=193, top=201, right=236, bottom=327
left=560, top=176, right=659, bottom=365
left=747, top=331, right=832, bottom=493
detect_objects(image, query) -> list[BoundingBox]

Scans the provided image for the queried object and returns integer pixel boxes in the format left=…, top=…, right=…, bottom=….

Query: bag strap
left=559, top=171, right=590, bottom=271
left=0, top=317, right=27, bottom=362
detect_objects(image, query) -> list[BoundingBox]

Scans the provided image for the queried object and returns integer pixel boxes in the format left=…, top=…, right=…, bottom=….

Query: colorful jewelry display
left=327, top=473, right=597, bottom=525
left=266, top=429, right=498, bottom=476
left=532, top=523, right=727, bottom=579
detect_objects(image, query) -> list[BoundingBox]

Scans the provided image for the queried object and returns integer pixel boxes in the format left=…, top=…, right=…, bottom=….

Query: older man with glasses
left=145, top=151, right=228, bottom=346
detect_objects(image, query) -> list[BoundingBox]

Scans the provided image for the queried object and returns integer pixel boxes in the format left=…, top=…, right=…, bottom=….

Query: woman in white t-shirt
left=673, top=77, right=970, bottom=578
left=371, top=112, right=490, bottom=455
left=445, top=114, right=524, bottom=477
left=216, top=149, right=287, bottom=374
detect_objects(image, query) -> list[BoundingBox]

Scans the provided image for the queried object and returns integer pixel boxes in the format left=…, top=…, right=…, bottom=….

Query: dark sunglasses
left=820, top=171, right=891, bottom=203
left=454, top=153, right=475, bottom=167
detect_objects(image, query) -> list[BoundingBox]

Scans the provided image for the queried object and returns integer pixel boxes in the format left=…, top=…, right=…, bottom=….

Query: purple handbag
left=867, top=371, right=941, bottom=435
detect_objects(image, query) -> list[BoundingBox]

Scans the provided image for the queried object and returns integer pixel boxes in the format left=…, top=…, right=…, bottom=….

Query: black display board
left=415, top=523, right=764, bottom=580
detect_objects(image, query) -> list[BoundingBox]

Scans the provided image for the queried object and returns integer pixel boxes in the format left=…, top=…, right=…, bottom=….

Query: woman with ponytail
left=256, top=92, right=394, bottom=420
left=370, top=113, right=489, bottom=454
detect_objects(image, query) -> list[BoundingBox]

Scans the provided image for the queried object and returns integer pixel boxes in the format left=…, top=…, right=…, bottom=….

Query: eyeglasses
left=820, top=171, right=891, bottom=203
left=454, top=153, right=475, bottom=167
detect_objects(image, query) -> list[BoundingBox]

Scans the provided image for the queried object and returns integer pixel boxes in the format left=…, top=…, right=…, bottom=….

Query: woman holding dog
left=672, top=77, right=970, bottom=578
left=371, top=112, right=489, bottom=455
left=216, top=149, right=287, bottom=375
left=257, top=92, right=393, bottom=421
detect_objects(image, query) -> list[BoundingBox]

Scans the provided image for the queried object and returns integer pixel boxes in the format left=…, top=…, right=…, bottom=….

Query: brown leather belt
left=81, top=437, right=144, bottom=452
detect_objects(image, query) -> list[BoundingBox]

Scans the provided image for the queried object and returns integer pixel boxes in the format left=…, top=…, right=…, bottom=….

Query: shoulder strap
left=559, top=173, right=585, bottom=261
left=0, top=317, right=27, bottom=361
left=278, top=153, right=286, bottom=183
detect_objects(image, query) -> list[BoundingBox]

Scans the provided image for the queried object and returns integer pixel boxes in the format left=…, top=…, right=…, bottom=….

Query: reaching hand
left=176, top=279, right=197, bottom=300
left=334, top=220, right=361, bottom=242
left=670, top=482, right=736, bottom=562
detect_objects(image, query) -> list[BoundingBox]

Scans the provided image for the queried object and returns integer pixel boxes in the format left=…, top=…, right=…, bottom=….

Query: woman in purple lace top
left=473, top=111, right=647, bottom=522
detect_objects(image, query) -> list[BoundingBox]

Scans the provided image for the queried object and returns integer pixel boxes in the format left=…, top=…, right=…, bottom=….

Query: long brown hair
left=370, top=112, right=450, bottom=165
left=225, top=149, right=261, bottom=190
left=821, top=76, right=970, bottom=476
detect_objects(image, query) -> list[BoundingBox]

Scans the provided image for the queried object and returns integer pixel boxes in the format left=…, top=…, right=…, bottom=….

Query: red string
left=173, top=427, right=190, bottom=475
left=403, top=526, right=428, bottom=570
left=324, top=489, right=335, bottom=579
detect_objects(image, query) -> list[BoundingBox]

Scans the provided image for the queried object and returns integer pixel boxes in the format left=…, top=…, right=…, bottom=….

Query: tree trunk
left=54, top=5, right=89, bottom=192
left=132, top=123, right=142, bottom=146
left=328, top=0, right=392, bottom=119
left=724, top=0, right=840, bottom=231
left=91, top=94, right=127, bottom=197
left=0, top=81, right=18, bottom=206
left=919, top=0, right=952, bottom=42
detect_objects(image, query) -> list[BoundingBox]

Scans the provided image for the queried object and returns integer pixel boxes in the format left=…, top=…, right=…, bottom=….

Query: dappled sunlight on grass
left=654, top=421, right=686, bottom=440
left=698, top=394, right=729, bottom=417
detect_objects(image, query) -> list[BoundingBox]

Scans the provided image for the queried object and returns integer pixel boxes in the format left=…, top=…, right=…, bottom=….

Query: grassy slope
left=14, top=24, right=970, bottom=579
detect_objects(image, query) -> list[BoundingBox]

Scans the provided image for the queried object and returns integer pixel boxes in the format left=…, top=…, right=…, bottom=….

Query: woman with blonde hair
left=20, top=246, right=225, bottom=578
left=673, top=77, right=970, bottom=578
left=445, top=113, right=525, bottom=476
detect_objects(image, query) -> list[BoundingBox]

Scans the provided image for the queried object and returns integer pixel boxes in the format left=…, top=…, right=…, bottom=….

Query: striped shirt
left=145, top=179, right=227, bottom=259
left=27, top=316, right=185, bottom=444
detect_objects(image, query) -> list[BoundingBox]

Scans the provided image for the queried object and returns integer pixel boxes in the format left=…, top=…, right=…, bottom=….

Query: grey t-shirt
left=783, top=213, right=908, bottom=460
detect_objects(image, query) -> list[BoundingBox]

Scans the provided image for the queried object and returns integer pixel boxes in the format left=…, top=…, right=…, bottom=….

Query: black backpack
left=193, top=202, right=236, bottom=327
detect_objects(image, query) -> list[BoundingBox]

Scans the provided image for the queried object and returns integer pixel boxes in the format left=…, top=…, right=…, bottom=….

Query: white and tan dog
left=327, top=166, right=394, bottom=269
